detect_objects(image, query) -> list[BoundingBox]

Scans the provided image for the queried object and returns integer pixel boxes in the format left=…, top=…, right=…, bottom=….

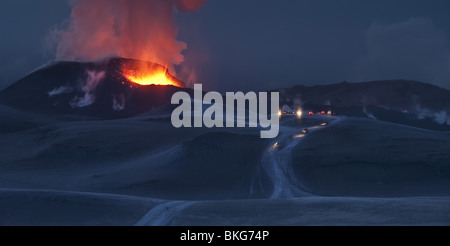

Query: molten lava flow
left=123, top=68, right=177, bottom=86
left=121, top=61, right=184, bottom=87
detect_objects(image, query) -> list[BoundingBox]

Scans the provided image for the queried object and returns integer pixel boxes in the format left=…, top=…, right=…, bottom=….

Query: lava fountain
left=121, top=60, right=185, bottom=87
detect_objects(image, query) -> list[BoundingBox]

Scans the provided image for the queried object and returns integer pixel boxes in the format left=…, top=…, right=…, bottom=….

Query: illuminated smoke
left=52, top=0, right=206, bottom=71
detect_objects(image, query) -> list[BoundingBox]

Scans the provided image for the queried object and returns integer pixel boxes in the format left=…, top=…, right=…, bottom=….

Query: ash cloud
left=51, top=0, right=206, bottom=71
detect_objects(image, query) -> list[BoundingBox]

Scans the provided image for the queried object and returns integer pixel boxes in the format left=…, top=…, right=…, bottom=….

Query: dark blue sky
left=2, top=0, right=450, bottom=91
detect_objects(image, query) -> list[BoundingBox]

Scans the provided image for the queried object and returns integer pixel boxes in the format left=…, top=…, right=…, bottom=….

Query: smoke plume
left=52, top=0, right=206, bottom=70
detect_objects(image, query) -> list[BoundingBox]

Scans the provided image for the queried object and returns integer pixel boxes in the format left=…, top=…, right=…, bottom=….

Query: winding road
left=253, top=114, right=339, bottom=199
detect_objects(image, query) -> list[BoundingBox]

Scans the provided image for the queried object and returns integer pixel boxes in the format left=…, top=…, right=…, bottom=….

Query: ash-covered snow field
left=1, top=59, right=450, bottom=226
left=5, top=0, right=450, bottom=228
left=1, top=93, right=450, bottom=225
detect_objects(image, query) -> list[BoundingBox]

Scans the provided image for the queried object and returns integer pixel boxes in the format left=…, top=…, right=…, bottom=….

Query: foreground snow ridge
left=135, top=201, right=197, bottom=226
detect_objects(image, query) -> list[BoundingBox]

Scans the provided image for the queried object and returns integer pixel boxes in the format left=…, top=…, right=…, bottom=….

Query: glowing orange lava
left=121, top=61, right=184, bottom=87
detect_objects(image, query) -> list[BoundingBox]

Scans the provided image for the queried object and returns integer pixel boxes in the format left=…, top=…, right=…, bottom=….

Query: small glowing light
left=278, top=111, right=282, bottom=117
left=271, top=142, right=279, bottom=149
left=327, top=111, right=332, bottom=115
left=297, top=110, right=302, bottom=118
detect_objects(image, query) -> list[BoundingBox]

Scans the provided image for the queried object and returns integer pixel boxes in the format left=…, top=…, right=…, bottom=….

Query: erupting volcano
left=41, top=0, right=202, bottom=116
left=0, top=57, right=190, bottom=119
left=52, top=0, right=207, bottom=88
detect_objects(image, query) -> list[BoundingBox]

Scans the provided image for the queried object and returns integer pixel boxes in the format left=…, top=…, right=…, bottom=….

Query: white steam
left=47, top=86, right=73, bottom=97
left=112, top=94, right=126, bottom=111
left=415, top=104, right=450, bottom=125
left=70, top=70, right=105, bottom=108
left=363, top=107, right=377, bottom=120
